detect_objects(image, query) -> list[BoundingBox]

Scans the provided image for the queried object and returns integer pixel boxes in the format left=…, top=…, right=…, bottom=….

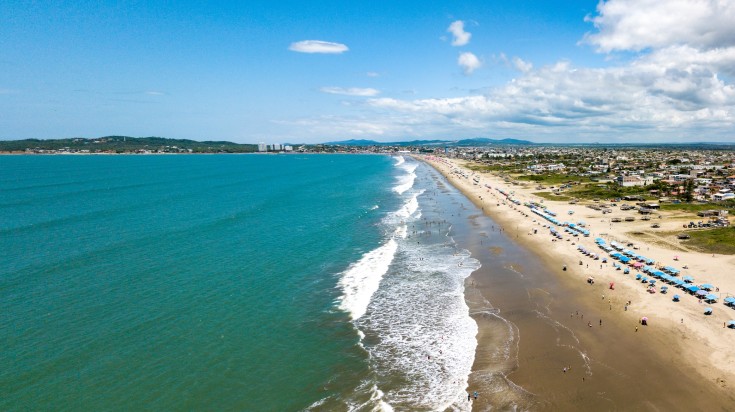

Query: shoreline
left=417, top=154, right=735, bottom=409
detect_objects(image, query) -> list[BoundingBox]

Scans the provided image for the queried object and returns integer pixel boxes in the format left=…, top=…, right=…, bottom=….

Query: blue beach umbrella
left=699, top=284, right=714, bottom=291
left=704, top=307, right=713, bottom=315
left=705, top=294, right=718, bottom=301
left=673, top=295, right=680, bottom=302
left=727, top=320, right=735, bottom=328
left=682, top=276, right=694, bottom=283
left=724, top=297, right=735, bottom=305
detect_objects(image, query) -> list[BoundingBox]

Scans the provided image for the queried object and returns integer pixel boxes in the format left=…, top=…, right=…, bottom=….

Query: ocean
left=0, top=154, right=480, bottom=411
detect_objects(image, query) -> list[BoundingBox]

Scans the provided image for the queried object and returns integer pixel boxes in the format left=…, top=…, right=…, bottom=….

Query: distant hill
left=324, top=137, right=534, bottom=146
left=0, top=136, right=257, bottom=153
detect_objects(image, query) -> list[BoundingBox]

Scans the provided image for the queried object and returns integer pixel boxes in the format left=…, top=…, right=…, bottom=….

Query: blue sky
left=1, top=0, right=734, bottom=143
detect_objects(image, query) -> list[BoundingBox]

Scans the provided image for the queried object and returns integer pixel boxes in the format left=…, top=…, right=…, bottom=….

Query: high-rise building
left=258, top=142, right=267, bottom=152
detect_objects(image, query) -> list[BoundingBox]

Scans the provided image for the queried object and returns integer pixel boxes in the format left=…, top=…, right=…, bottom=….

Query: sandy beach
left=418, top=155, right=735, bottom=410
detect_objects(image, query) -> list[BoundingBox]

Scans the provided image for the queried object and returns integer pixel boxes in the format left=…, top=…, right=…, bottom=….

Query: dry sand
left=418, top=155, right=735, bottom=410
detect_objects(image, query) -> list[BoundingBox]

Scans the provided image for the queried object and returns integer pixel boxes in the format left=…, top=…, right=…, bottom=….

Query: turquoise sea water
left=1, top=154, right=479, bottom=411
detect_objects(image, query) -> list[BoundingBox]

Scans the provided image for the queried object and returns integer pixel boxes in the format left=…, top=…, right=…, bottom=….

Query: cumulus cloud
left=320, top=87, right=380, bottom=97
left=583, top=0, right=735, bottom=52
left=447, top=20, right=471, bottom=46
left=288, top=40, right=349, bottom=54
left=279, top=0, right=735, bottom=142
left=458, top=52, right=481, bottom=75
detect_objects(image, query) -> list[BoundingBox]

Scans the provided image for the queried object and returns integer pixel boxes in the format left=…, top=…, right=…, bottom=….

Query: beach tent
left=699, top=284, right=714, bottom=291
left=695, top=290, right=707, bottom=297
left=704, top=308, right=713, bottom=315
left=705, top=294, right=718, bottom=301
left=724, top=297, right=735, bottom=306
left=686, top=285, right=700, bottom=293
left=633, top=262, right=643, bottom=268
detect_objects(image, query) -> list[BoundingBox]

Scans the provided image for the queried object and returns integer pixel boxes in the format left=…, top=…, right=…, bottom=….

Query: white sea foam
left=390, top=190, right=423, bottom=221
left=358, top=238, right=480, bottom=411
left=338, top=157, right=481, bottom=410
left=337, top=238, right=398, bottom=321
left=392, top=173, right=415, bottom=195
left=392, top=160, right=418, bottom=195
left=394, top=225, right=407, bottom=239
left=394, top=155, right=405, bottom=166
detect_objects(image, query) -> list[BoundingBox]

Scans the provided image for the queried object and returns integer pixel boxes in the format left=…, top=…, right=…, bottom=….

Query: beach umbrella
left=727, top=320, right=735, bottom=328
left=704, top=308, right=713, bottom=315
left=686, top=285, right=700, bottom=293
left=705, top=294, right=718, bottom=301
left=673, top=295, right=680, bottom=301
left=695, top=290, right=707, bottom=296
left=682, top=276, right=694, bottom=283
left=699, top=284, right=714, bottom=291
left=724, top=297, right=735, bottom=305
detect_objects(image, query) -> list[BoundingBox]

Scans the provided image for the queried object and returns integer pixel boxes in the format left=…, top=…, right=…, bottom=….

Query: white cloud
left=288, top=40, right=349, bottom=54
left=366, top=71, right=380, bottom=77
left=320, top=87, right=380, bottom=97
left=583, top=0, right=735, bottom=52
left=458, top=52, right=481, bottom=75
left=447, top=20, right=471, bottom=46
left=512, top=57, right=533, bottom=73
left=277, top=2, right=735, bottom=142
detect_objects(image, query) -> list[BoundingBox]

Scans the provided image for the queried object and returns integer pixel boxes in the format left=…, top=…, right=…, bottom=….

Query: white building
left=713, top=190, right=735, bottom=201
left=617, top=175, right=653, bottom=187
left=258, top=142, right=267, bottom=152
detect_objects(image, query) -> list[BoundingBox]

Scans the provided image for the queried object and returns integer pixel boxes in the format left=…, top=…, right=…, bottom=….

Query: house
left=617, top=175, right=652, bottom=187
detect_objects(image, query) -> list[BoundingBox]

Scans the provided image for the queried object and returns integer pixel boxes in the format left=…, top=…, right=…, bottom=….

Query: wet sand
left=420, top=158, right=735, bottom=410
